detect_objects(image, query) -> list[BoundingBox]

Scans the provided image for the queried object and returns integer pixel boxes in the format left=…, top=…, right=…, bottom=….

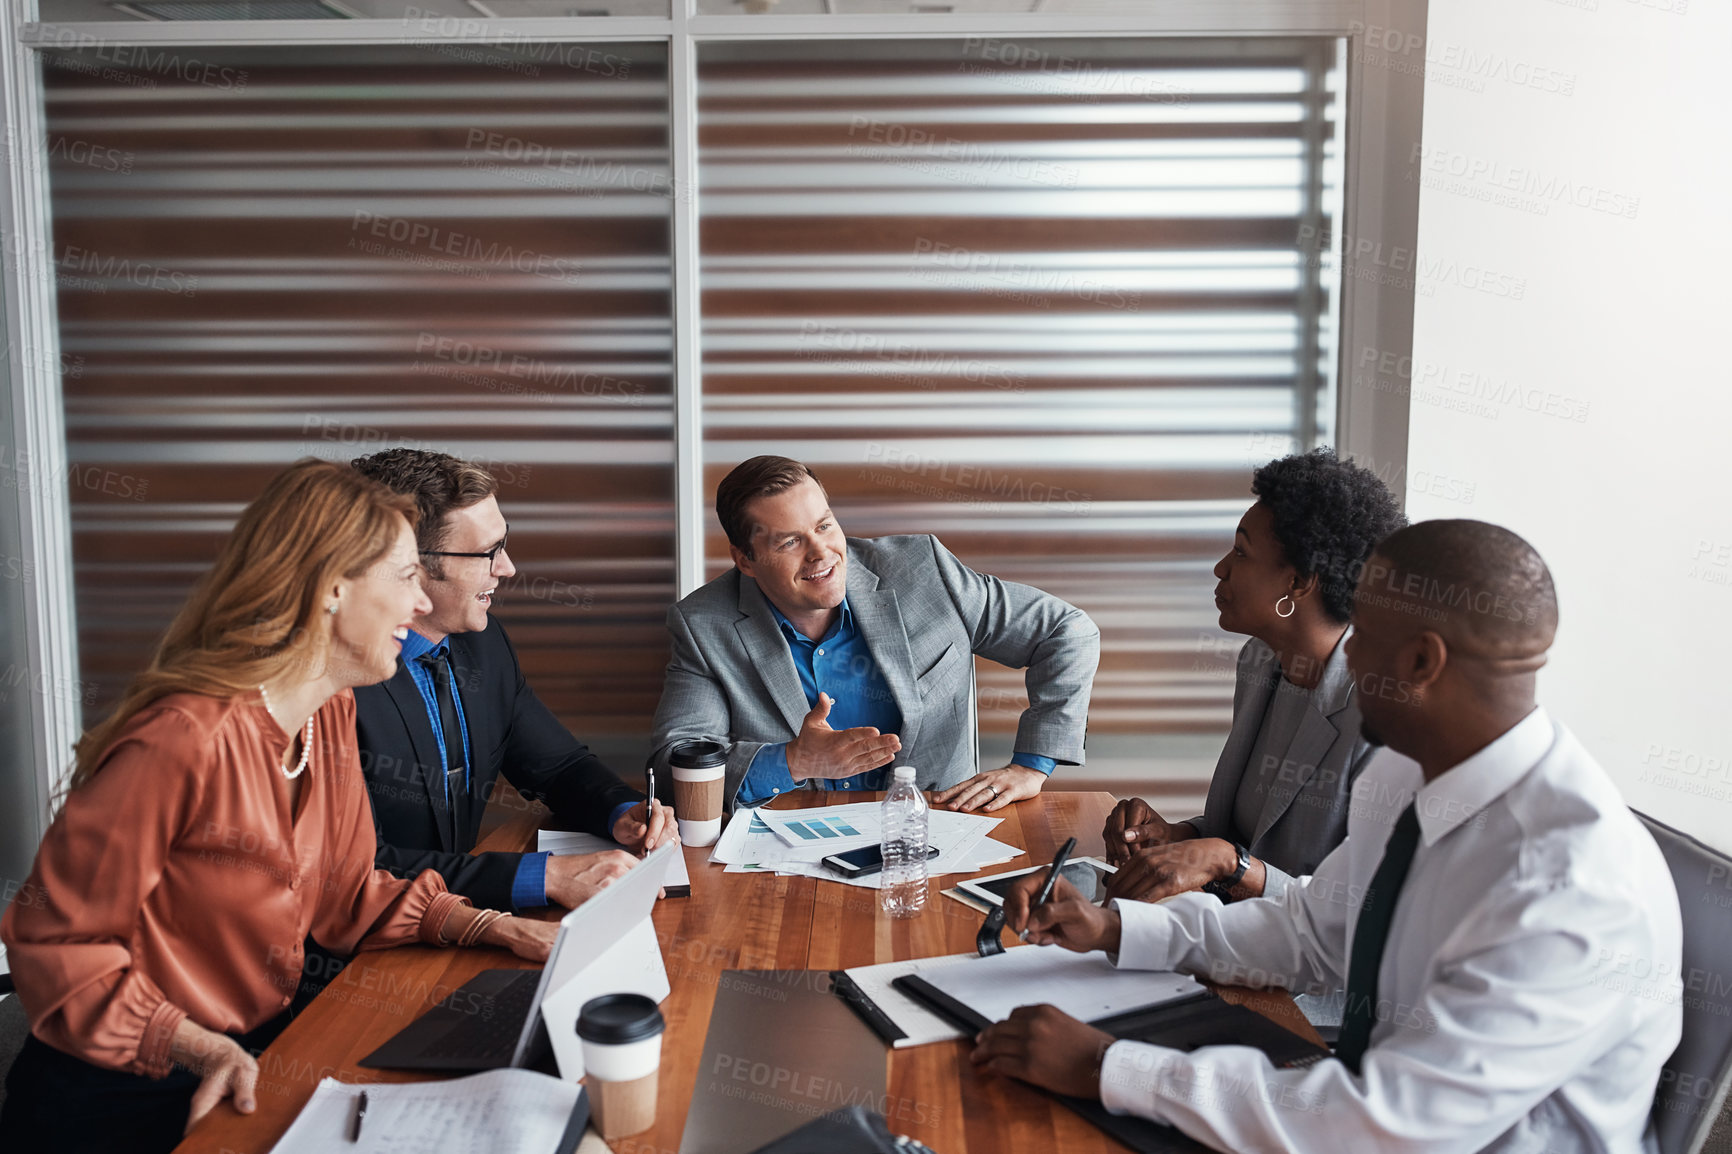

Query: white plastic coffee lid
left=892, top=765, right=916, bottom=782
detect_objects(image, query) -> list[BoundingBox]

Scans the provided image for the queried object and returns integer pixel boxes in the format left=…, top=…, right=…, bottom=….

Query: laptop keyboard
left=418, top=970, right=541, bottom=1062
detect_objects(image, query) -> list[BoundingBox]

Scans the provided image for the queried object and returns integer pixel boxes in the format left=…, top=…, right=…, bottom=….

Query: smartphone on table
left=821, top=844, right=941, bottom=878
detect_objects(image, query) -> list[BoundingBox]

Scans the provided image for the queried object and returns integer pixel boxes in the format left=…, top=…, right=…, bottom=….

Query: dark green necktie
left=1336, top=801, right=1421, bottom=1073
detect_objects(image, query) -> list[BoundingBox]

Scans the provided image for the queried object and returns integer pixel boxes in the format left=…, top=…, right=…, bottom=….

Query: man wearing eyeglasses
left=345, top=449, right=676, bottom=914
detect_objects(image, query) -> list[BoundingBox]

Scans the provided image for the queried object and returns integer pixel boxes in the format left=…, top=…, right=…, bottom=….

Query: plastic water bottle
left=880, top=766, right=929, bottom=918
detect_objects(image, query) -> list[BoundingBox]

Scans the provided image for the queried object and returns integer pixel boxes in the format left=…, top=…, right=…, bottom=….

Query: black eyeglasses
left=421, top=525, right=509, bottom=563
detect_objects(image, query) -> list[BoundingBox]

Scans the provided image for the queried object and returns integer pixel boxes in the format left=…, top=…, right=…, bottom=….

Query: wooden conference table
left=175, top=790, right=1322, bottom=1154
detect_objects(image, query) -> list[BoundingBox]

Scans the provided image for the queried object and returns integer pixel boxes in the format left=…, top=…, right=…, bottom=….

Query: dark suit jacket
left=353, top=616, right=643, bottom=911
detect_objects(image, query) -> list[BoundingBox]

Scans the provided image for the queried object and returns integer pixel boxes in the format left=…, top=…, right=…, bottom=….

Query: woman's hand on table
left=170, top=1019, right=259, bottom=1135
left=481, top=915, right=559, bottom=963
left=1105, top=839, right=1264, bottom=904
left=1101, top=798, right=1188, bottom=866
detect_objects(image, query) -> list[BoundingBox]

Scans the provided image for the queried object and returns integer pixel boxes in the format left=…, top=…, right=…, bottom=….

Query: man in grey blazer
left=649, top=456, right=1100, bottom=811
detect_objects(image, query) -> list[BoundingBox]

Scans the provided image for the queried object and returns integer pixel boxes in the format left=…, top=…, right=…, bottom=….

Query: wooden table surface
left=174, top=790, right=1320, bottom=1154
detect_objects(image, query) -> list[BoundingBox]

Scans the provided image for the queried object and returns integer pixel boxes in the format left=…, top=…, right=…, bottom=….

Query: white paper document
left=710, top=803, right=1018, bottom=888
left=267, top=1069, right=581, bottom=1154
left=775, top=836, right=1026, bottom=890
left=537, top=829, right=691, bottom=890
left=758, top=805, right=883, bottom=849
left=919, top=944, right=1205, bottom=1026
left=710, top=809, right=802, bottom=867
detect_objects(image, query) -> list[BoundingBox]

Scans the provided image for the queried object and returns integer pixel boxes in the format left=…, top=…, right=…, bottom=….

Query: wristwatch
left=1203, top=841, right=1251, bottom=899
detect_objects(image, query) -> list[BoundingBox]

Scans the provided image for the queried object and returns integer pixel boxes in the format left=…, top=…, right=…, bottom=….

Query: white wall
left=1400, top=0, right=1732, bottom=848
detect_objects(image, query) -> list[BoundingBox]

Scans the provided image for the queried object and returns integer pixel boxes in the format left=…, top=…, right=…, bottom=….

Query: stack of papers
left=708, top=802, right=1024, bottom=889
left=268, top=1069, right=584, bottom=1154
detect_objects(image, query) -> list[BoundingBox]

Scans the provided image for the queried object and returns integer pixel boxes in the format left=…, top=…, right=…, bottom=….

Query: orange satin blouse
left=0, top=689, right=467, bottom=1078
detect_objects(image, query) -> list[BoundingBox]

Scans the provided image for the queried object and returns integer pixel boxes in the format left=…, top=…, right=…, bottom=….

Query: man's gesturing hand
left=785, top=692, right=901, bottom=782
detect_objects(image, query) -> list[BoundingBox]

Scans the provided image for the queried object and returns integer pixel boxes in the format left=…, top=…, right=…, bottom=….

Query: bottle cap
left=892, top=765, right=916, bottom=782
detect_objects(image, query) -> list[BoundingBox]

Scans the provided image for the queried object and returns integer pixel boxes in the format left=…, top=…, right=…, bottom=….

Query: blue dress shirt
left=398, top=629, right=634, bottom=909
left=736, top=599, right=1056, bottom=807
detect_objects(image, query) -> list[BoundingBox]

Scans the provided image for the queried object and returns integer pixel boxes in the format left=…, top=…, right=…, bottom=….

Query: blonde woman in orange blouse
left=0, top=459, right=557, bottom=1153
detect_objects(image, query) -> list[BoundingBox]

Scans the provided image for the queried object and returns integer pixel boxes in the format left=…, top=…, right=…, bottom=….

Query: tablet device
left=954, top=857, right=1115, bottom=908
left=360, top=841, right=677, bottom=1072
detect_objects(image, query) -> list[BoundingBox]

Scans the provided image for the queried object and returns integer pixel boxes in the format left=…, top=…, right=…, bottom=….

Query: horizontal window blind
left=43, top=44, right=676, bottom=763
left=698, top=38, right=1342, bottom=799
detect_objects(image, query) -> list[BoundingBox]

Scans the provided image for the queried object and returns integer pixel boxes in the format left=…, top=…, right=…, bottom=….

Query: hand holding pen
left=1017, top=836, right=1076, bottom=942
left=1001, top=838, right=1122, bottom=955
left=611, top=768, right=677, bottom=856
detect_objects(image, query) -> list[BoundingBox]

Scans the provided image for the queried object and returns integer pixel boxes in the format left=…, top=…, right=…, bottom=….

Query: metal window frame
left=1, top=0, right=1424, bottom=847
left=3, top=0, right=80, bottom=840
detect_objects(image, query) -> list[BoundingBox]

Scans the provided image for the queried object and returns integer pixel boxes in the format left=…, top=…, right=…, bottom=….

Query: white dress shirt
left=1098, top=708, right=1683, bottom=1153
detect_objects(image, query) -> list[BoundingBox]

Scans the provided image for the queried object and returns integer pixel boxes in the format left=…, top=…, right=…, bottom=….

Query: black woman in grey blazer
left=1104, top=449, right=1405, bottom=905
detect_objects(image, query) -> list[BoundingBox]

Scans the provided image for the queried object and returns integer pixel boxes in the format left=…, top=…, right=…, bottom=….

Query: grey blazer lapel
left=382, top=662, right=457, bottom=853
left=1251, top=631, right=1356, bottom=845
left=734, top=577, right=814, bottom=736
left=844, top=550, right=923, bottom=755
left=1197, top=639, right=1281, bottom=835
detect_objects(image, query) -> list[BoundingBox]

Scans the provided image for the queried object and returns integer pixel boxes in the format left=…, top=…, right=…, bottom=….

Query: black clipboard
left=891, top=974, right=1328, bottom=1154
left=829, top=970, right=908, bottom=1046
left=891, top=974, right=1324, bottom=1067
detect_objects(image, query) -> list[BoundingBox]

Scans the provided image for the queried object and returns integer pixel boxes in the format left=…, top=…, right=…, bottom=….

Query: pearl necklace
left=257, top=685, right=314, bottom=779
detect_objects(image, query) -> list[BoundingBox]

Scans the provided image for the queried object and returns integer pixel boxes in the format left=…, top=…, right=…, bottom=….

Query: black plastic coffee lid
left=669, top=739, right=729, bottom=769
left=577, top=994, right=665, bottom=1045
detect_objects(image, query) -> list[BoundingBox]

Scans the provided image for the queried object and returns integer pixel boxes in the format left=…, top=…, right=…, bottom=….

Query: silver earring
left=326, top=603, right=338, bottom=615
left=1275, top=595, right=1296, bottom=618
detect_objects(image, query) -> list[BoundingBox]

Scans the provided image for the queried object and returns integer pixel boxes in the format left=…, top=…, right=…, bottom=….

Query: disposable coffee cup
left=669, top=739, right=728, bottom=847
left=577, top=993, right=665, bottom=1139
